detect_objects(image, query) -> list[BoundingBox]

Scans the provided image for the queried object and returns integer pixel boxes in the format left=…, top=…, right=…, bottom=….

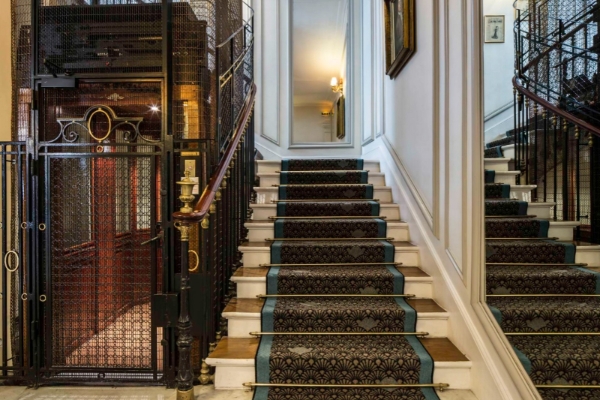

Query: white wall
left=252, top=0, right=362, bottom=159
left=293, top=105, right=333, bottom=143
left=366, top=1, right=543, bottom=399
left=483, top=0, right=516, bottom=141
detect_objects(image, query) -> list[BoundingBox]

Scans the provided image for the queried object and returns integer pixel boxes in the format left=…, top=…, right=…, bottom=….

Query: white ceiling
left=292, top=0, right=348, bottom=109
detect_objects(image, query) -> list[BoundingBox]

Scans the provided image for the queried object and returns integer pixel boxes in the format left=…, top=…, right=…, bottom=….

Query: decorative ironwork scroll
left=49, top=105, right=159, bottom=145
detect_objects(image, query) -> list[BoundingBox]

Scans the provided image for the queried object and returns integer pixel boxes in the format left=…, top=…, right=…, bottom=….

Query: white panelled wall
left=252, top=1, right=541, bottom=399
left=252, top=0, right=364, bottom=158
left=362, top=1, right=542, bottom=400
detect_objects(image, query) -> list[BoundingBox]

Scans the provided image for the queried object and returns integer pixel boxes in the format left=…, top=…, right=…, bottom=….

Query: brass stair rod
left=486, top=262, right=587, bottom=266
left=505, top=332, right=600, bottom=336
left=486, top=237, right=559, bottom=240
left=250, top=332, right=429, bottom=336
left=273, top=199, right=380, bottom=202
left=260, top=262, right=403, bottom=267
left=257, top=294, right=415, bottom=298
left=275, top=170, right=370, bottom=173
left=268, top=216, right=387, bottom=220
left=265, top=237, right=394, bottom=241
left=243, top=383, right=450, bottom=390
left=487, top=294, right=600, bottom=297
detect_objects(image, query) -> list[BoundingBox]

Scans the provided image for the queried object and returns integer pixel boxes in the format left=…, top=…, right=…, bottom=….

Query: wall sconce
left=330, top=77, right=344, bottom=94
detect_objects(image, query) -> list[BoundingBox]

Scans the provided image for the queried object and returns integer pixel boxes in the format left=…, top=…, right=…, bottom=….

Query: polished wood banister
left=513, top=77, right=600, bottom=137
left=173, top=83, right=257, bottom=224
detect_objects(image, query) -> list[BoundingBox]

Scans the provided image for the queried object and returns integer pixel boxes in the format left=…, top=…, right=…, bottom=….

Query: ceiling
left=292, top=0, right=348, bottom=110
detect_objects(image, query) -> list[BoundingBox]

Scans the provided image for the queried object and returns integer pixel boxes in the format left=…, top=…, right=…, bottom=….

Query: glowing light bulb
left=150, top=105, right=160, bottom=112
left=330, top=77, right=338, bottom=88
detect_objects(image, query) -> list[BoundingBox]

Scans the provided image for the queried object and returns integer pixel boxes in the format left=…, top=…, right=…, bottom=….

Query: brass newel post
left=175, top=170, right=197, bottom=400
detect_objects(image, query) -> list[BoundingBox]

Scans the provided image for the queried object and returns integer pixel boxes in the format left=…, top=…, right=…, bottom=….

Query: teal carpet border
left=485, top=170, right=496, bottom=184
left=538, top=220, right=550, bottom=237
left=575, top=267, right=600, bottom=294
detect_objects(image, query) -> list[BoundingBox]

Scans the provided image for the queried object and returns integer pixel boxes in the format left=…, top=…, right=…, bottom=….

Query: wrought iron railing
left=172, top=4, right=256, bottom=398
left=513, top=0, right=600, bottom=242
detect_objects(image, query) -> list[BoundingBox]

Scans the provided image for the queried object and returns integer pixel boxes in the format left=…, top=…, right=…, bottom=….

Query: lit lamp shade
left=330, top=77, right=338, bottom=88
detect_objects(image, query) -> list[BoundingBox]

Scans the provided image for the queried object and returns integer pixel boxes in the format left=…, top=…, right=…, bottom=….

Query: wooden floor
left=209, top=336, right=468, bottom=362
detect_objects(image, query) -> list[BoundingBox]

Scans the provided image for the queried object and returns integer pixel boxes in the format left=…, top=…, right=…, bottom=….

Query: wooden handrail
left=513, top=77, right=600, bottom=137
left=173, top=83, right=257, bottom=224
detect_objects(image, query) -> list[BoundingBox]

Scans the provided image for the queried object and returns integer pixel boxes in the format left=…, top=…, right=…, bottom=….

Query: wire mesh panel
left=0, top=143, right=28, bottom=382
left=37, top=81, right=165, bottom=382
left=37, top=1, right=163, bottom=75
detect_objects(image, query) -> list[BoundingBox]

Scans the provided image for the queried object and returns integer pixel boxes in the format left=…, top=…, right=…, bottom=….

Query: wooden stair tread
left=240, top=241, right=416, bottom=248
left=209, top=337, right=467, bottom=362
left=233, top=266, right=429, bottom=279
left=223, top=298, right=445, bottom=314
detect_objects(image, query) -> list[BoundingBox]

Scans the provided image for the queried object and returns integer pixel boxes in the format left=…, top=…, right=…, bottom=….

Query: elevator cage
left=2, top=0, right=252, bottom=387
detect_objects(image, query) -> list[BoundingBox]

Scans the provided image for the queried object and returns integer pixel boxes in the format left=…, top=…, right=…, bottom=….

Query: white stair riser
left=250, top=204, right=402, bottom=220
left=527, top=203, right=554, bottom=219
left=510, top=186, right=536, bottom=202
left=257, top=161, right=381, bottom=174
left=233, top=278, right=433, bottom=299
left=207, top=361, right=472, bottom=390
left=255, top=187, right=393, bottom=204
left=246, top=224, right=409, bottom=242
left=225, top=313, right=449, bottom=339
left=492, top=172, right=518, bottom=186
left=211, top=364, right=256, bottom=390
left=484, top=158, right=510, bottom=172
left=502, top=145, right=515, bottom=159
left=258, top=174, right=386, bottom=187
left=240, top=247, right=421, bottom=268
left=576, top=246, right=600, bottom=267
left=435, top=362, right=472, bottom=390
left=548, top=223, right=580, bottom=241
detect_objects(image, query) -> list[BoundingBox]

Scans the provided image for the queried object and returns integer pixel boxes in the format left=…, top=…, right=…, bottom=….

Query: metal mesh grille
left=172, top=1, right=215, bottom=141
left=39, top=82, right=163, bottom=377
left=520, top=0, right=600, bottom=125
left=38, top=1, right=163, bottom=75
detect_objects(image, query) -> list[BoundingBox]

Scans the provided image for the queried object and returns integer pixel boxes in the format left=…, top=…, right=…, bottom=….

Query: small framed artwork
left=384, top=0, right=416, bottom=79
left=484, top=15, right=505, bottom=43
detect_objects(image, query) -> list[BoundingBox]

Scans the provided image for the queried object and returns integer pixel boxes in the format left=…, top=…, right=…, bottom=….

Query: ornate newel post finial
left=177, top=169, right=197, bottom=214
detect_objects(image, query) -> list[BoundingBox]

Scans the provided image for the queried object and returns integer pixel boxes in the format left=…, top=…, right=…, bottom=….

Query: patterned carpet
left=254, top=159, right=440, bottom=400
left=485, top=168, right=600, bottom=398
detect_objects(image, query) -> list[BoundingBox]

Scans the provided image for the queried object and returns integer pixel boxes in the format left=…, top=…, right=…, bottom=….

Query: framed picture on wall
left=484, top=15, right=505, bottom=43
left=384, top=0, right=416, bottom=79
left=336, top=96, right=346, bottom=139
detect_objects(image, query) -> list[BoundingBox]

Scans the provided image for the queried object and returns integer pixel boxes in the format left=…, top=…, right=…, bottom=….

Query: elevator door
left=37, top=81, right=167, bottom=383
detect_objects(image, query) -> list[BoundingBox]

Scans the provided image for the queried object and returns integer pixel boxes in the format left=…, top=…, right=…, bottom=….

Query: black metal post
left=175, top=223, right=194, bottom=400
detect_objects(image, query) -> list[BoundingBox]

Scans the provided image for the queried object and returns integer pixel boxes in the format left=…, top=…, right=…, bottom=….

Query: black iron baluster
left=576, top=127, right=581, bottom=240
left=533, top=103, right=539, bottom=199
left=543, top=109, right=548, bottom=202
left=553, top=115, right=558, bottom=221
left=525, top=98, right=530, bottom=185
left=175, top=222, right=193, bottom=400
left=562, top=120, right=569, bottom=221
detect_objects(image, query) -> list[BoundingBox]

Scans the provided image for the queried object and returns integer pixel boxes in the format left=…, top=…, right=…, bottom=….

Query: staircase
left=206, top=159, right=477, bottom=399
left=485, top=148, right=600, bottom=399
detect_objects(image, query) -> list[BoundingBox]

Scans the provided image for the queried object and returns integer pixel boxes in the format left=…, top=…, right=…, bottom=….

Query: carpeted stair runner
left=484, top=164, right=600, bottom=398
left=486, top=136, right=514, bottom=149
left=484, top=147, right=503, bottom=158
left=254, top=159, right=441, bottom=400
